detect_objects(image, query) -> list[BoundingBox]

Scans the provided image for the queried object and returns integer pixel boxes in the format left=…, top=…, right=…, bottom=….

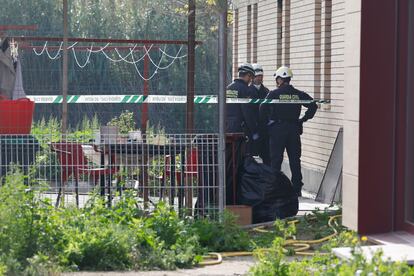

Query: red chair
left=161, top=148, right=199, bottom=213
left=50, top=142, right=117, bottom=207
left=182, top=148, right=198, bottom=213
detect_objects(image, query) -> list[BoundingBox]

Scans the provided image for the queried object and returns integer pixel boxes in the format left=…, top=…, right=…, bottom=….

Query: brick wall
left=233, top=0, right=345, bottom=193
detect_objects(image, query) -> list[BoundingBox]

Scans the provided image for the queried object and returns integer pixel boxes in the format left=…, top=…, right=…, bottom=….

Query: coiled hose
left=199, top=214, right=342, bottom=266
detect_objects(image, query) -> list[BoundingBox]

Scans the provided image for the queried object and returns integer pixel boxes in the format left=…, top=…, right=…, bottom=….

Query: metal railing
left=0, top=133, right=221, bottom=217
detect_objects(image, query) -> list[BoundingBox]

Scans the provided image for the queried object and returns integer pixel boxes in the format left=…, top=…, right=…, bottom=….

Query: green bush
left=31, top=116, right=61, bottom=142
left=191, top=211, right=251, bottom=252
left=0, top=263, right=5, bottom=276
left=249, top=219, right=414, bottom=276
left=107, top=110, right=136, bottom=134
left=0, top=173, right=210, bottom=273
left=62, top=223, right=134, bottom=271
left=6, top=171, right=407, bottom=275
left=0, top=173, right=44, bottom=266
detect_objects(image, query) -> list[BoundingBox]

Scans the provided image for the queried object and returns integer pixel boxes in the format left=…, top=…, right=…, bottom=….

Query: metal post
left=218, top=3, right=227, bottom=214
left=13, top=36, right=203, bottom=45
left=142, top=49, right=149, bottom=133
left=186, top=0, right=196, bottom=133
left=142, top=48, right=149, bottom=209
left=62, top=0, right=68, bottom=133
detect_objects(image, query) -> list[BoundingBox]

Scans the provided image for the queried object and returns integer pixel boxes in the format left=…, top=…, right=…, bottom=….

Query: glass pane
left=405, top=0, right=414, bottom=223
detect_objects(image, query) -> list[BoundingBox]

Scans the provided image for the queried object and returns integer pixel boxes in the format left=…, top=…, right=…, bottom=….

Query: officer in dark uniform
left=225, top=63, right=258, bottom=204
left=250, top=64, right=270, bottom=165
left=226, top=63, right=259, bottom=153
left=261, top=66, right=317, bottom=197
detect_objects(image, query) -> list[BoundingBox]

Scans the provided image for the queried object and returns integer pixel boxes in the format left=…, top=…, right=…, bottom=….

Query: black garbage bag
left=239, top=157, right=298, bottom=223
left=252, top=195, right=299, bottom=223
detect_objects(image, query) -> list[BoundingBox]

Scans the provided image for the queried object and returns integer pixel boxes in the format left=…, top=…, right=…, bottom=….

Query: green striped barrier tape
left=26, top=95, right=330, bottom=104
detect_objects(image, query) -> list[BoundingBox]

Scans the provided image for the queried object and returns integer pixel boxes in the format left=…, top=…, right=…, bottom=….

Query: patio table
left=97, top=142, right=186, bottom=207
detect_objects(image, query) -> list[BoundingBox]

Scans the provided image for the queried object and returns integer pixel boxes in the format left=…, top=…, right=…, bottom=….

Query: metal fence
left=0, top=133, right=221, bottom=217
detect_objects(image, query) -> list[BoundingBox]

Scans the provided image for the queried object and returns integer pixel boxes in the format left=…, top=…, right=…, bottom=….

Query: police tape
left=26, top=95, right=330, bottom=104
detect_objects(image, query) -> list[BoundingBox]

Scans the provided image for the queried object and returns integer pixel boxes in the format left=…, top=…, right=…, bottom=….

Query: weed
left=191, top=211, right=251, bottom=252
left=249, top=212, right=414, bottom=276
left=107, top=110, right=136, bottom=134
left=2, top=171, right=407, bottom=275
left=0, top=173, right=203, bottom=273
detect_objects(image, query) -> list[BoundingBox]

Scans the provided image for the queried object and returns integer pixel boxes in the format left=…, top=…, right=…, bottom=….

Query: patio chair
left=160, top=147, right=199, bottom=214
left=50, top=142, right=118, bottom=207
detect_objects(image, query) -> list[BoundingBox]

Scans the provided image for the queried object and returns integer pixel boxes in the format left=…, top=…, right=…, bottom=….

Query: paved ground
left=297, top=192, right=333, bottom=215
left=63, top=256, right=256, bottom=276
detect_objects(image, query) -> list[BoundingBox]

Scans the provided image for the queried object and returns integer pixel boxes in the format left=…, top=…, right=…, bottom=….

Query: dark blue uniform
left=260, top=84, right=317, bottom=195
left=226, top=79, right=258, bottom=143
left=225, top=78, right=258, bottom=204
left=250, top=83, right=270, bottom=165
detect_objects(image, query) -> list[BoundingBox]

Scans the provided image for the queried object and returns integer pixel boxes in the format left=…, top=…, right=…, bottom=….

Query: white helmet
left=252, top=63, right=264, bottom=76
left=274, top=66, right=293, bottom=80
left=238, top=63, right=255, bottom=76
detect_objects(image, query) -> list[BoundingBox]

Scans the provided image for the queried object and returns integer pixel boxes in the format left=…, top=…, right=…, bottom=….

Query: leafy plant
left=3, top=171, right=404, bottom=275
left=31, top=116, right=61, bottom=142
left=70, top=114, right=100, bottom=142
left=191, top=211, right=251, bottom=252
left=33, top=148, right=61, bottom=181
left=62, top=223, right=134, bottom=271
left=0, top=174, right=204, bottom=273
left=0, top=263, right=5, bottom=276
left=249, top=213, right=414, bottom=276
left=107, top=110, right=136, bottom=134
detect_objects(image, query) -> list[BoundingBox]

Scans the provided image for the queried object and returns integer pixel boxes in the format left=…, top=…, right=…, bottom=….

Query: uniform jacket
left=250, top=83, right=270, bottom=128
left=226, top=79, right=258, bottom=136
left=260, top=84, right=317, bottom=123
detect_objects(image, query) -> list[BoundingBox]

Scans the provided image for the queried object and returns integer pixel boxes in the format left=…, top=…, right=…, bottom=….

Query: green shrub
left=62, top=223, right=134, bottom=271
left=0, top=263, right=5, bottom=276
left=0, top=173, right=44, bottom=266
left=32, top=115, right=100, bottom=144
left=6, top=171, right=390, bottom=275
left=191, top=211, right=251, bottom=252
left=250, top=219, right=414, bottom=276
left=107, top=110, right=136, bottom=134
left=33, top=149, right=61, bottom=180
left=285, top=250, right=414, bottom=276
left=31, top=116, right=61, bottom=142
left=143, top=203, right=202, bottom=269
left=0, top=174, right=205, bottom=273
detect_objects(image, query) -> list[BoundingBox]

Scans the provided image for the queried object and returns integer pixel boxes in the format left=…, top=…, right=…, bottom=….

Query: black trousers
left=258, top=125, right=270, bottom=166
left=268, top=122, right=303, bottom=191
left=225, top=137, right=245, bottom=205
left=244, top=136, right=257, bottom=157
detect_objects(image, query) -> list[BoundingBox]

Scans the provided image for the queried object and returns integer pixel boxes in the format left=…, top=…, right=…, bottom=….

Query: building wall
left=233, top=0, right=346, bottom=194
left=342, top=0, right=361, bottom=231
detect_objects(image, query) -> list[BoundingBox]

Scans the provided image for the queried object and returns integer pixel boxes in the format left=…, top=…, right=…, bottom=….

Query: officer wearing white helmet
left=250, top=64, right=270, bottom=165
left=260, top=66, right=317, bottom=197
left=251, top=64, right=269, bottom=99
left=225, top=63, right=259, bottom=204
left=226, top=63, right=259, bottom=142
